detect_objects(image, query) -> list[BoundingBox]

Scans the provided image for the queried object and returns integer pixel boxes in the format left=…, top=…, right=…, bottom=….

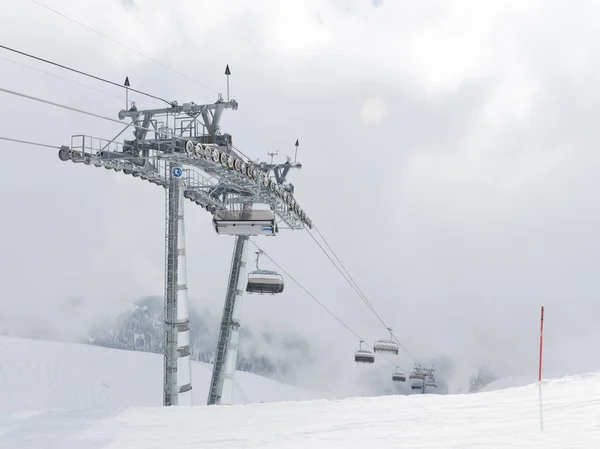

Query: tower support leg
left=207, top=234, right=249, bottom=405
left=163, top=164, right=193, bottom=406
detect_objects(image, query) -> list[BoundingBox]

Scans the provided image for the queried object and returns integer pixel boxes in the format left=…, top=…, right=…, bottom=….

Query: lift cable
left=312, top=225, right=418, bottom=361
left=0, top=86, right=134, bottom=126
left=306, top=225, right=418, bottom=363
left=28, top=0, right=282, bottom=152
left=0, top=136, right=62, bottom=150
left=309, top=225, right=418, bottom=362
left=231, top=145, right=253, bottom=164
left=304, top=227, right=380, bottom=319
left=0, top=86, right=210, bottom=150
left=248, top=239, right=408, bottom=372
left=248, top=239, right=364, bottom=341
left=0, top=44, right=173, bottom=106
left=29, top=0, right=219, bottom=95
left=0, top=56, right=124, bottom=101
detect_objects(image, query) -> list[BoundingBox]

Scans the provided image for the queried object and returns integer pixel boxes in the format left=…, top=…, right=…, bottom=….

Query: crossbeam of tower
left=59, top=86, right=311, bottom=406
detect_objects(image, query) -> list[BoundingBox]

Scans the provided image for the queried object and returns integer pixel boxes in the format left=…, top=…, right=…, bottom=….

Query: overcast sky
left=1, top=0, right=600, bottom=394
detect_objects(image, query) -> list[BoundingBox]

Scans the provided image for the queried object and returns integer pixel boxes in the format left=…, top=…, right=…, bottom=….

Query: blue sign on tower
left=173, top=167, right=183, bottom=178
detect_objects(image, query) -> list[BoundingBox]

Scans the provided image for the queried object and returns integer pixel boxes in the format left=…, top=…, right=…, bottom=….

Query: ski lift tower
left=58, top=77, right=312, bottom=407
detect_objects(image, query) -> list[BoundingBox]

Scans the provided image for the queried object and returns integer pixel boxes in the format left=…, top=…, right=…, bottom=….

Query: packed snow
left=1, top=335, right=599, bottom=448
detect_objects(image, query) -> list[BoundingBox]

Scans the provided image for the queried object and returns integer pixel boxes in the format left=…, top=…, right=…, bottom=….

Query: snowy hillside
left=0, top=335, right=318, bottom=412
left=2, top=371, right=599, bottom=448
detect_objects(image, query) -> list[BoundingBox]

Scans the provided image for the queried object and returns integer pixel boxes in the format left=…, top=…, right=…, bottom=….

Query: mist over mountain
left=468, top=366, right=499, bottom=393
left=85, top=297, right=457, bottom=396
left=86, top=296, right=316, bottom=384
left=0, top=293, right=474, bottom=397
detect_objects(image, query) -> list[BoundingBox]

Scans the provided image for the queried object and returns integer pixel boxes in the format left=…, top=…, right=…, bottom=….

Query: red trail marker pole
left=538, top=306, right=544, bottom=382
left=538, top=306, right=545, bottom=431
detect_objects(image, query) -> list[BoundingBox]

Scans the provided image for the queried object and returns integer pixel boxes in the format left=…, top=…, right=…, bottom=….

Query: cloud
left=1, top=0, right=600, bottom=395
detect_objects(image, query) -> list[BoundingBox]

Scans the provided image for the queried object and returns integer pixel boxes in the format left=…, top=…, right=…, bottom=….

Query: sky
left=1, top=0, right=600, bottom=394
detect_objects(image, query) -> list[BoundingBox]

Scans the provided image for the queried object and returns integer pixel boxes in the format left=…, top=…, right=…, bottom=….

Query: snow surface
left=1, top=336, right=599, bottom=448
left=0, top=335, right=318, bottom=411
left=479, top=376, right=538, bottom=392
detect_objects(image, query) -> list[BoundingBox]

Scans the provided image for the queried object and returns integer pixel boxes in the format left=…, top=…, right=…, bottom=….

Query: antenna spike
left=225, top=65, right=231, bottom=101
left=294, top=139, right=299, bottom=164
left=124, top=76, right=130, bottom=110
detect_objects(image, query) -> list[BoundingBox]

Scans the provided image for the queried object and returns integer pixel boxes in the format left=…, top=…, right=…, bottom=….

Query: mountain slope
left=2, top=371, right=599, bottom=448
left=0, top=335, right=319, bottom=412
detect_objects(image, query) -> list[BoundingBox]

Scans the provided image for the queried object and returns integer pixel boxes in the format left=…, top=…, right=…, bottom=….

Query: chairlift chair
left=409, top=372, right=425, bottom=381
left=246, top=250, right=284, bottom=295
left=373, top=327, right=399, bottom=355
left=425, top=375, right=437, bottom=389
left=354, top=340, right=375, bottom=364
left=392, top=367, right=406, bottom=382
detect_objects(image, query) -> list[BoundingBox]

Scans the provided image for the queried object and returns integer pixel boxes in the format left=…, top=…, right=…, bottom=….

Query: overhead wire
left=0, top=44, right=173, bottom=106
left=28, top=0, right=219, bottom=95
left=0, top=56, right=124, bottom=101
left=305, top=224, right=419, bottom=363
left=248, top=239, right=408, bottom=372
left=0, top=86, right=204, bottom=149
left=0, top=135, right=62, bottom=150
left=231, top=145, right=253, bottom=163
left=0, top=86, right=131, bottom=126
left=248, top=239, right=362, bottom=341
left=313, top=225, right=418, bottom=362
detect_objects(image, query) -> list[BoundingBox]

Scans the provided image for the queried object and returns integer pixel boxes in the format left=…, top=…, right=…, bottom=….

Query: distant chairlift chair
left=354, top=340, right=375, bottom=364
left=246, top=250, right=284, bottom=295
left=373, top=327, right=399, bottom=355
left=392, top=367, right=406, bottom=382
left=425, top=376, right=437, bottom=390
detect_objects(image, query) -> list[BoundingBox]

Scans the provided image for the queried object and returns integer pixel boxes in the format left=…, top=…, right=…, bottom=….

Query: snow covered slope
left=0, top=335, right=318, bottom=412
left=1, top=336, right=599, bottom=448
left=479, top=376, right=538, bottom=392
left=2, top=373, right=599, bottom=448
